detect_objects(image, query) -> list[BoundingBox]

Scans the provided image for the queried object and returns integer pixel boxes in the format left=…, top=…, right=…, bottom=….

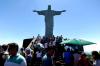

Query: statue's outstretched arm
left=61, top=10, right=66, bottom=12
left=33, top=10, right=45, bottom=15
left=53, top=10, right=66, bottom=15
left=33, top=10, right=39, bottom=12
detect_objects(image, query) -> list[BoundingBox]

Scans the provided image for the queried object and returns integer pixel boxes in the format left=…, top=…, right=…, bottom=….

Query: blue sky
left=0, top=0, right=100, bottom=52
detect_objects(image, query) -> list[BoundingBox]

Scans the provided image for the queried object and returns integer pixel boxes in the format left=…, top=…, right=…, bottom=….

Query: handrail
left=27, top=38, right=36, bottom=49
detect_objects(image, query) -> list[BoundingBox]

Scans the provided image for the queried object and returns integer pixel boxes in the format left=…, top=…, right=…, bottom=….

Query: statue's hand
left=33, top=10, right=37, bottom=12
left=62, top=10, right=66, bottom=12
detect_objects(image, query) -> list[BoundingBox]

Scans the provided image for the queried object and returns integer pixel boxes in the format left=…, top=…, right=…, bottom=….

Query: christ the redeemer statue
left=33, top=5, right=65, bottom=37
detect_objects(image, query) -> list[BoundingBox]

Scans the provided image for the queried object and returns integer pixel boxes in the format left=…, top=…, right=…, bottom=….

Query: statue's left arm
left=53, top=10, right=66, bottom=15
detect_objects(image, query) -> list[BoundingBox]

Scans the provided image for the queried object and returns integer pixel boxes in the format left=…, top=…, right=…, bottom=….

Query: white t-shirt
left=44, top=43, right=48, bottom=48
left=4, top=54, right=27, bottom=66
left=53, top=41, right=56, bottom=46
left=36, top=51, right=42, bottom=58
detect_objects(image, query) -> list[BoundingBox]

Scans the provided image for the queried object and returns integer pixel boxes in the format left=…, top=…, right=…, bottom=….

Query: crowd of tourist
left=0, top=35, right=100, bottom=66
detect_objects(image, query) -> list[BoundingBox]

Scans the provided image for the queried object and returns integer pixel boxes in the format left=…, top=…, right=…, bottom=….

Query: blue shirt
left=4, top=54, right=27, bottom=66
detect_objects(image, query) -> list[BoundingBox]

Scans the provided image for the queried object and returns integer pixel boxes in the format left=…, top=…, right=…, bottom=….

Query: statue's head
left=48, top=5, right=51, bottom=10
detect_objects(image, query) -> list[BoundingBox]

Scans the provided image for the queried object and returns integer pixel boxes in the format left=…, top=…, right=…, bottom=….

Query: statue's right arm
left=61, top=10, right=66, bottom=12
left=53, top=10, right=66, bottom=15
